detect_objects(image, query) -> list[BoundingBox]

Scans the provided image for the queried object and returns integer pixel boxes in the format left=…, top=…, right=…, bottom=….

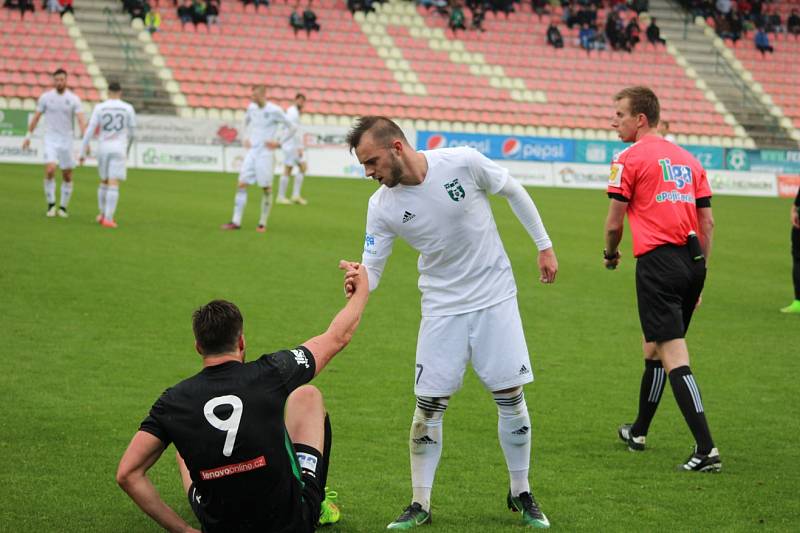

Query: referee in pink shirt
left=602, top=86, right=720, bottom=473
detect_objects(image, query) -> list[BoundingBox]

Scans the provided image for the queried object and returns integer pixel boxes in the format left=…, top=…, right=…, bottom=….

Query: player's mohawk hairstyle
left=346, top=116, right=407, bottom=153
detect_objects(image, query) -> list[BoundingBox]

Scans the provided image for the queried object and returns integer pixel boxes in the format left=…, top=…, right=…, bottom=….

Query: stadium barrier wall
left=2, top=111, right=798, bottom=197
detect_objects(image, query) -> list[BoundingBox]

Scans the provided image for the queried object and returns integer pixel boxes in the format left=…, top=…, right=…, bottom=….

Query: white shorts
left=97, top=151, right=127, bottom=181
left=238, top=148, right=275, bottom=187
left=414, top=296, right=534, bottom=397
left=43, top=137, right=75, bottom=170
left=282, top=146, right=305, bottom=167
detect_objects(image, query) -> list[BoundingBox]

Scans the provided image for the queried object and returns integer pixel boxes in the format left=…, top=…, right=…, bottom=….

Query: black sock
left=668, top=365, right=715, bottom=454
left=320, top=413, right=332, bottom=489
left=294, top=442, right=323, bottom=481
left=631, top=359, right=666, bottom=437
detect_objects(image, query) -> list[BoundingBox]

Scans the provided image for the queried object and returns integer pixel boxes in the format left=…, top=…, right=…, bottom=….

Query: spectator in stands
left=579, top=23, right=596, bottom=53
left=192, top=0, right=209, bottom=29
left=177, top=0, right=193, bottom=26
left=303, top=0, right=320, bottom=35
left=490, top=0, right=514, bottom=18
left=657, top=120, right=677, bottom=143
left=789, top=9, right=800, bottom=39
left=715, top=0, right=730, bottom=16
left=647, top=17, right=666, bottom=45
left=754, top=26, right=774, bottom=55
left=59, top=0, right=73, bottom=16
left=290, top=2, right=304, bottom=34
left=605, top=11, right=629, bottom=51
left=764, top=6, right=784, bottom=38
left=449, top=1, right=467, bottom=34
left=625, top=15, right=641, bottom=51
left=531, top=0, right=548, bottom=21
left=631, top=0, right=648, bottom=14
left=727, top=7, right=744, bottom=41
left=144, top=7, right=161, bottom=32
left=206, top=0, right=219, bottom=25
left=128, top=0, right=148, bottom=22
left=547, top=19, right=564, bottom=48
left=469, top=0, right=485, bottom=32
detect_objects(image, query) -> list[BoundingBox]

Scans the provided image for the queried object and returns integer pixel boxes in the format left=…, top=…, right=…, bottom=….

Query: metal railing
left=103, top=7, right=155, bottom=99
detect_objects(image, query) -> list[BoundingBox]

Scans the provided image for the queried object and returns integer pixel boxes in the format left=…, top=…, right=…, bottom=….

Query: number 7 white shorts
left=414, top=296, right=534, bottom=397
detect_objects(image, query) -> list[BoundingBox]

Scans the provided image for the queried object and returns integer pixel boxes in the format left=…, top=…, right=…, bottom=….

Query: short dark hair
left=295, top=93, right=306, bottom=100
left=192, top=300, right=243, bottom=356
left=614, top=86, right=660, bottom=127
left=53, top=68, right=67, bottom=77
left=346, top=116, right=408, bottom=153
left=108, top=81, right=122, bottom=92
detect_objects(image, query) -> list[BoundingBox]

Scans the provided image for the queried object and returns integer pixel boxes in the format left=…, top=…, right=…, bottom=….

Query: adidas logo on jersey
left=291, top=349, right=310, bottom=369
left=519, top=364, right=529, bottom=375
left=402, top=211, right=416, bottom=223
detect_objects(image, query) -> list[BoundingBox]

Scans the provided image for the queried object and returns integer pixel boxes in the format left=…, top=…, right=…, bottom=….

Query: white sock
left=59, top=181, right=74, bottom=209
left=278, top=172, right=289, bottom=199
left=258, top=190, right=273, bottom=226
left=98, top=184, right=108, bottom=213
left=44, top=179, right=56, bottom=205
left=232, top=188, right=247, bottom=226
left=104, top=185, right=119, bottom=221
left=494, top=388, right=531, bottom=497
left=292, top=171, right=304, bottom=198
left=410, top=397, right=448, bottom=512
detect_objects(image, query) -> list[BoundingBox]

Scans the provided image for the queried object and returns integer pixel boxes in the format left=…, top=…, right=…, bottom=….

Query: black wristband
left=603, top=249, right=620, bottom=260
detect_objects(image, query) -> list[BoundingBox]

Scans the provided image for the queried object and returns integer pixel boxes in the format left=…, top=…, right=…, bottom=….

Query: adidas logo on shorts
left=402, top=211, right=416, bottom=223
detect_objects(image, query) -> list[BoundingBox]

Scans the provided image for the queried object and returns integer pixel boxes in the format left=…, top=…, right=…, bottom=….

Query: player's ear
left=194, top=341, right=203, bottom=356
left=238, top=334, right=246, bottom=352
left=392, top=139, right=403, bottom=154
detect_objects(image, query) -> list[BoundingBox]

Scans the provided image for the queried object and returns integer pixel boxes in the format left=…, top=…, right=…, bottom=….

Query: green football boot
left=318, top=487, right=340, bottom=526
left=507, top=491, right=550, bottom=528
left=386, top=502, right=431, bottom=529
left=780, top=300, right=800, bottom=314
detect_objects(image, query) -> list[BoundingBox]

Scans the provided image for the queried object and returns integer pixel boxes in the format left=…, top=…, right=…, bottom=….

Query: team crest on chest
left=444, top=179, right=465, bottom=202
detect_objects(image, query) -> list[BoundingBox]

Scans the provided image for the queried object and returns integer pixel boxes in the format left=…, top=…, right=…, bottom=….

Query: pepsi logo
left=502, top=138, right=521, bottom=158
left=427, top=134, right=446, bottom=150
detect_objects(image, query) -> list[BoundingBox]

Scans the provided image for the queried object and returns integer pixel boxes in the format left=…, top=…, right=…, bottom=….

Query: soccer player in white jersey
left=221, top=85, right=296, bottom=232
left=276, top=93, right=308, bottom=205
left=342, top=117, right=558, bottom=530
left=78, top=82, right=136, bottom=229
left=22, top=68, right=87, bottom=218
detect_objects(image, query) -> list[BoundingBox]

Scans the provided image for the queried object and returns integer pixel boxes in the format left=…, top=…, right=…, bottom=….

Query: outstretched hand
left=538, top=248, right=558, bottom=284
left=340, top=260, right=367, bottom=299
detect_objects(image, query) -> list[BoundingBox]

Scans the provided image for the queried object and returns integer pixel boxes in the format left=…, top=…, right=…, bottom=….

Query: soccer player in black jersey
left=116, top=261, right=369, bottom=533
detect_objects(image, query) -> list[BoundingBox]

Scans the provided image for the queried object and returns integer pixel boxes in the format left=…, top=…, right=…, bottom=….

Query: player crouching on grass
left=116, top=261, right=369, bottom=532
left=79, top=81, right=137, bottom=229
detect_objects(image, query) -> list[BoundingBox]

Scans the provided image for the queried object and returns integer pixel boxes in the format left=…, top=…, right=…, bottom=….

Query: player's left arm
left=117, top=431, right=200, bottom=533
left=79, top=108, right=99, bottom=161
left=604, top=199, right=627, bottom=269
left=271, top=106, right=296, bottom=148
left=496, top=178, right=557, bottom=283
left=127, top=107, right=137, bottom=156
left=469, top=149, right=557, bottom=283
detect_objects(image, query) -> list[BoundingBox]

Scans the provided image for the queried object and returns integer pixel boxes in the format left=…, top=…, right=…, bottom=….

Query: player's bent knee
left=289, top=384, right=323, bottom=408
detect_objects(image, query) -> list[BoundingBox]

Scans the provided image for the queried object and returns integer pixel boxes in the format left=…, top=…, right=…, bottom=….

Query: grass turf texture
left=1, top=162, right=798, bottom=532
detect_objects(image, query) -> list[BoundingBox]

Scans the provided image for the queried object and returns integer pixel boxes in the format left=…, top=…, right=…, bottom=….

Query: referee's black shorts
left=635, top=244, right=706, bottom=343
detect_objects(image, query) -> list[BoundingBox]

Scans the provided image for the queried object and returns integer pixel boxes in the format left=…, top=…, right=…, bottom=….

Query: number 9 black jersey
left=139, top=346, right=316, bottom=532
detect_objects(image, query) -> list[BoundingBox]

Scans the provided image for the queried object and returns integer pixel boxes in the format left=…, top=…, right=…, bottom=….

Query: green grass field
left=1, top=162, right=798, bottom=532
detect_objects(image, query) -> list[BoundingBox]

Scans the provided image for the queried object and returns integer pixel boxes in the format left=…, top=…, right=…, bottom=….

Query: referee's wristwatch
left=603, top=249, right=620, bottom=261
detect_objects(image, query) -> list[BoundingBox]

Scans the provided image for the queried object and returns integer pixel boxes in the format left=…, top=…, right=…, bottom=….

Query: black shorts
left=188, top=469, right=325, bottom=533
left=635, top=244, right=706, bottom=343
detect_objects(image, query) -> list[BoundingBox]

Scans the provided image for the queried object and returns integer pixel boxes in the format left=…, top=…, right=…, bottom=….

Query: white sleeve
left=36, top=93, right=46, bottom=113
left=360, top=201, right=395, bottom=292
left=275, top=107, right=297, bottom=145
left=80, top=108, right=99, bottom=157
left=127, top=107, right=136, bottom=153
left=497, top=177, right=553, bottom=251
left=468, top=148, right=509, bottom=194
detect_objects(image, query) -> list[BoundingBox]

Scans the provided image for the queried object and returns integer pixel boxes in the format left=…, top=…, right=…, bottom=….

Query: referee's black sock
left=668, top=365, right=715, bottom=454
left=631, top=359, right=666, bottom=437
